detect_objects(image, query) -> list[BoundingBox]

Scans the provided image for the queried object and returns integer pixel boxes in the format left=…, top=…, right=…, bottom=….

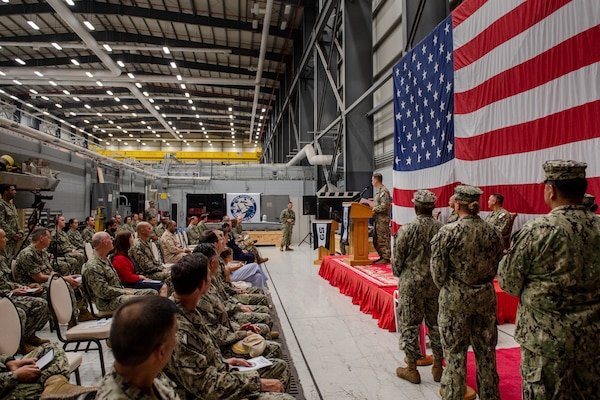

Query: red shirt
left=112, top=254, right=141, bottom=283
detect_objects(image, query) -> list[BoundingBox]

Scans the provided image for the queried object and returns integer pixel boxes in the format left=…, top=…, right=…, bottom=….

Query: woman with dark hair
left=112, top=230, right=167, bottom=297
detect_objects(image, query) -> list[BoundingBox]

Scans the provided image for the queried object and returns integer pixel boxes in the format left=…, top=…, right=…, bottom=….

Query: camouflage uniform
left=197, top=221, right=208, bottom=235
left=144, top=207, right=158, bottom=221
left=447, top=210, right=458, bottom=224
left=430, top=186, right=503, bottom=400
left=198, top=287, right=281, bottom=359
left=499, top=205, right=600, bottom=399
left=129, top=239, right=172, bottom=287
left=394, top=211, right=443, bottom=362
left=485, top=207, right=512, bottom=236
left=372, top=185, right=391, bottom=260
left=66, top=229, right=85, bottom=251
left=0, top=343, right=71, bottom=399
left=1, top=254, right=49, bottom=339
left=165, top=300, right=293, bottom=400
left=116, top=223, right=135, bottom=234
left=186, top=223, right=200, bottom=245
left=0, top=198, right=22, bottom=257
left=217, top=259, right=269, bottom=307
left=155, top=223, right=166, bottom=239
left=279, top=208, right=295, bottom=248
left=50, top=229, right=86, bottom=274
left=96, top=370, right=181, bottom=400
left=81, top=226, right=95, bottom=243
left=82, top=255, right=156, bottom=312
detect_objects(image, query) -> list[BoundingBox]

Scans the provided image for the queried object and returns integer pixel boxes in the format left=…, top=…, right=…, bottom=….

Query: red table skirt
left=318, top=255, right=520, bottom=332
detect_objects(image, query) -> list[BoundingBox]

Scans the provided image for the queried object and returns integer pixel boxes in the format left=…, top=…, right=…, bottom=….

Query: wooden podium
left=343, top=202, right=373, bottom=266
left=312, top=220, right=338, bottom=264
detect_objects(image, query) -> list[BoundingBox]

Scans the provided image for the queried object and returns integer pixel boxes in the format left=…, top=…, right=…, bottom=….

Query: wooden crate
left=246, top=230, right=282, bottom=247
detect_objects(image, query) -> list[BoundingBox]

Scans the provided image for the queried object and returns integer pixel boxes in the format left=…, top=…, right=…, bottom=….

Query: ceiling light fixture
left=13, top=80, right=22, bottom=85
left=180, top=84, right=186, bottom=89
left=117, top=60, right=125, bottom=67
left=49, top=81, right=57, bottom=86
left=176, top=74, right=182, bottom=81
left=184, top=92, right=190, bottom=98
left=103, top=44, right=112, bottom=52
left=34, top=71, right=43, bottom=77
left=135, top=82, right=142, bottom=88
left=27, top=21, right=40, bottom=30
left=55, top=103, right=62, bottom=108
left=71, top=59, right=80, bottom=66
left=41, top=96, right=49, bottom=100
left=62, top=89, right=70, bottom=95
left=170, top=61, right=177, bottom=68
left=84, top=104, right=91, bottom=109
left=127, top=73, right=135, bottom=79
left=86, top=72, right=93, bottom=77
left=29, top=89, right=38, bottom=94
left=83, top=21, right=95, bottom=31
left=15, top=58, right=26, bottom=65
left=96, top=81, right=103, bottom=87
left=51, top=42, right=62, bottom=50
left=163, top=46, right=170, bottom=54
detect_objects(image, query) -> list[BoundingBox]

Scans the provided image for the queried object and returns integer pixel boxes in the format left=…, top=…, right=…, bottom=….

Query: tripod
left=298, top=215, right=313, bottom=246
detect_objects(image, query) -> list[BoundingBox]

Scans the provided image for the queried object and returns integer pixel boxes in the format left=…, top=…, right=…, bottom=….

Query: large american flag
left=392, top=0, right=600, bottom=232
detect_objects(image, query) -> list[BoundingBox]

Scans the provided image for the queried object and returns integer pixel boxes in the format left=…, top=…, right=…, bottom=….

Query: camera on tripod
left=31, top=190, right=53, bottom=211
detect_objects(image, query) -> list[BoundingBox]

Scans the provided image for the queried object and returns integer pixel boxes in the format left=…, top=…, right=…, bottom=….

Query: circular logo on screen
left=229, top=195, right=257, bottom=221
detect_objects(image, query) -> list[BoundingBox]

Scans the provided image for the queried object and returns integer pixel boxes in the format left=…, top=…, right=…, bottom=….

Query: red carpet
left=467, top=347, right=522, bottom=400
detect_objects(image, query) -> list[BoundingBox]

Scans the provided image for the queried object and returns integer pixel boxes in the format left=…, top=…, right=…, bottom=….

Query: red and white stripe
left=393, top=0, right=600, bottom=232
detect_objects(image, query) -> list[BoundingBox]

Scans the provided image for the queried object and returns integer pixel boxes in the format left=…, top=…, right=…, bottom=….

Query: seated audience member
left=104, top=218, right=118, bottom=240
left=129, top=222, right=172, bottom=285
left=160, top=220, right=191, bottom=263
left=112, top=231, right=167, bottom=296
left=221, top=247, right=269, bottom=293
left=147, top=217, right=159, bottom=241
left=131, top=213, right=139, bottom=229
left=197, top=213, right=209, bottom=235
left=222, top=222, right=255, bottom=263
left=96, top=296, right=181, bottom=399
left=196, top=229, right=269, bottom=308
left=50, top=215, right=86, bottom=274
left=0, top=229, right=49, bottom=352
left=186, top=216, right=201, bottom=245
left=195, top=243, right=280, bottom=355
left=1, top=343, right=97, bottom=399
left=81, top=216, right=96, bottom=243
left=83, top=232, right=157, bottom=313
left=15, top=227, right=93, bottom=324
left=117, top=216, right=135, bottom=234
left=155, top=216, right=168, bottom=239
left=144, top=201, right=158, bottom=222
left=66, top=218, right=85, bottom=251
left=485, top=193, right=512, bottom=236
left=165, top=253, right=293, bottom=400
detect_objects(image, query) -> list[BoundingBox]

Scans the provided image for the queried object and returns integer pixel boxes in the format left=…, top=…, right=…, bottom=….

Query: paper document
left=234, top=356, right=273, bottom=372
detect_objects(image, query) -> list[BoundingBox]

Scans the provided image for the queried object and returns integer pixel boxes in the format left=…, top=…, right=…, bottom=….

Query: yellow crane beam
left=93, top=149, right=262, bottom=162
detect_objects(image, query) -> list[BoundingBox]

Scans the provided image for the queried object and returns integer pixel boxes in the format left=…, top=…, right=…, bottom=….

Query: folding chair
left=0, top=293, right=83, bottom=384
left=46, top=273, right=111, bottom=376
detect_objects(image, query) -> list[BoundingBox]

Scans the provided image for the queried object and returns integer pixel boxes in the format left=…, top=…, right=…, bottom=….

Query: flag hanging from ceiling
left=392, top=0, right=600, bottom=233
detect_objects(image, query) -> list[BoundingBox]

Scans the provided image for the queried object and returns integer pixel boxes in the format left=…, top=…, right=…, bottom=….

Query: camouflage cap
left=454, top=185, right=483, bottom=203
left=583, top=193, right=596, bottom=207
left=412, top=189, right=437, bottom=206
left=543, top=160, right=587, bottom=181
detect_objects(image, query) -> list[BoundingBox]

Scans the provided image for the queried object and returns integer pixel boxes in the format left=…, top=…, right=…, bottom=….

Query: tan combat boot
left=432, top=358, right=443, bottom=382
left=40, top=375, right=98, bottom=400
left=396, top=362, right=421, bottom=384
